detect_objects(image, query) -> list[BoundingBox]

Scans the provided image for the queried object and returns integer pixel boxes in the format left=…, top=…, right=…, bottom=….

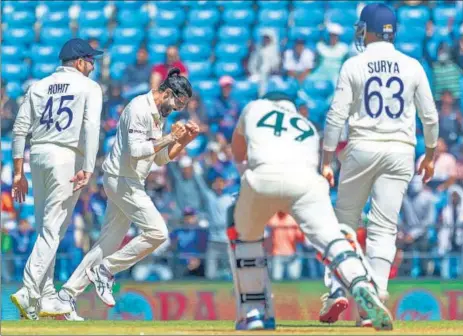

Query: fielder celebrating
left=10, top=38, right=103, bottom=320
left=320, top=3, right=438, bottom=326
left=48, top=68, right=198, bottom=317
left=228, top=91, right=393, bottom=331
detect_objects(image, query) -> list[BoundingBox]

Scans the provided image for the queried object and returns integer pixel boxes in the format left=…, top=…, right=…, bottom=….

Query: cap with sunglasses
left=59, top=38, right=104, bottom=62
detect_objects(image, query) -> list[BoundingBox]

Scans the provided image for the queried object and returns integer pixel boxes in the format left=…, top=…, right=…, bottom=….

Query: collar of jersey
left=55, top=66, right=84, bottom=75
left=365, top=41, right=395, bottom=51
left=147, top=90, right=161, bottom=119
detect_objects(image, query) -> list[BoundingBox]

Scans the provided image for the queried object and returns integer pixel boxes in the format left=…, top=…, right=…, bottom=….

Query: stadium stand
left=1, top=0, right=463, bottom=282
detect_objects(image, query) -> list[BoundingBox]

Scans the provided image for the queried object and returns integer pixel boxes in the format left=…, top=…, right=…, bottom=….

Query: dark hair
left=261, top=91, right=296, bottom=103
left=159, top=67, right=193, bottom=98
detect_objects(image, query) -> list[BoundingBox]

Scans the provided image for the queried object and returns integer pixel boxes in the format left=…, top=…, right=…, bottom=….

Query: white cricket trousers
left=62, top=173, right=168, bottom=298
left=332, top=141, right=415, bottom=293
left=24, top=144, right=82, bottom=300
left=235, top=164, right=351, bottom=257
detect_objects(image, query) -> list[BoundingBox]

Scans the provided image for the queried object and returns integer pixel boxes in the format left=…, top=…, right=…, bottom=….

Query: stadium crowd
left=1, top=0, right=463, bottom=283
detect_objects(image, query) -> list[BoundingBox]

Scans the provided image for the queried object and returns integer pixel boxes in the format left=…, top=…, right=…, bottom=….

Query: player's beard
left=159, top=100, right=174, bottom=117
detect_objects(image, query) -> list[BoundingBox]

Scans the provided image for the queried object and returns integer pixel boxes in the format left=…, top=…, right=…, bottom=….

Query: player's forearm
left=422, top=122, right=439, bottom=149
left=13, top=158, right=24, bottom=177
left=424, top=146, right=436, bottom=161
left=129, top=134, right=176, bottom=159
left=82, top=121, right=100, bottom=172
left=167, top=141, right=186, bottom=160
left=153, top=134, right=177, bottom=153
left=322, top=150, right=335, bottom=166
left=322, top=123, right=344, bottom=152
left=12, top=135, right=26, bottom=159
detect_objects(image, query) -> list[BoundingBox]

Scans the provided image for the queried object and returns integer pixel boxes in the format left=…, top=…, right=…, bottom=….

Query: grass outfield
left=2, top=320, right=463, bottom=335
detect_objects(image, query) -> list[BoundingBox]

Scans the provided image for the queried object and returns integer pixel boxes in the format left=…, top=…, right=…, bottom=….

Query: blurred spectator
left=88, top=38, right=103, bottom=82
left=103, top=83, right=127, bottom=122
left=167, top=156, right=204, bottom=213
left=400, top=176, right=436, bottom=277
left=438, top=90, right=462, bottom=150
left=146, top=166, right=180, bottom=223
left=313, top=23, right=349, bottom=83
left=417, top=138, right=457, bottom=192
left=2, top=225, right=13, bottom=282
left=185, top=94, right=208, bottom=126
left=437, top=185, right=463, bottom=279
left=283, top=38, right=315, bottom=83
left=1, top=80, right=18, bottom=136
left=427, top=42, right=462, bottom=103
left=2, top=181, right=16, bottom=225
left=122, top=45, right=151, bottom=99
left=10, top=219, right=36, bottom=281
left=452, top=26, right=463, bottom=70
left=169, top=207, right=208, bottom=277
left=151, top=46, right=188, bottom=90
left=248, top=30, right=281, bottom=85
left=210, top=76, right=241, bottom=143
left=193, top=162, right=234, bottom=280
left=268, top=212, right=305, bottom=280
left=88, top=179, right=108, bottom=237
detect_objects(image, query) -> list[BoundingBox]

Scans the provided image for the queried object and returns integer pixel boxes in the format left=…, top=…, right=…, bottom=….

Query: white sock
left=330, top=274, right=344, bottom=294
left=368, top=257, right=391, bottom=297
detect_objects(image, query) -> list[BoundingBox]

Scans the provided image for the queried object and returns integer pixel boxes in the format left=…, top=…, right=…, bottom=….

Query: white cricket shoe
left=86, top=264, right=116, bottom=307
left=39, top=294, right=72, bottom=317
left=352, top=284, right=393, bottom=331
left=319, top=288, right=349, bottom=324
left=235, top=309, right=266, bottom=330
left=64, top=310, right=85, bottom=321
left=10, top=287, right=39, bottom=320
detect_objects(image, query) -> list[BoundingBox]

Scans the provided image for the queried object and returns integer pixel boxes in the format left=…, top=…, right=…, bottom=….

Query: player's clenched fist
left=321, top=164, right=335, bottom=187
left=179, top=120, right=200, bottom=145
left=170, top=121, right=187, bottom=141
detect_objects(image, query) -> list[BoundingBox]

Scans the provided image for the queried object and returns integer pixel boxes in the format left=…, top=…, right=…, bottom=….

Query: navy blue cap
left=359, top=3, right=397, bottom=36
left=59, top=38, right=104, bottom=62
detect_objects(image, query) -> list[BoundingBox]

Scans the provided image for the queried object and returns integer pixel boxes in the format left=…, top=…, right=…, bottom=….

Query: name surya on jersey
left=48, top=83, right=70, bottom=94
left=368, top=60, right=400, bottom=74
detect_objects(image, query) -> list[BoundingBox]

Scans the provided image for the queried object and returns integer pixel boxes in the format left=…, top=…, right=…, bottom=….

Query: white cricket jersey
left=102, top=91, right=166, bottom=181
left=323, top=41, right=439, bottom=152
left=236, top=99, right=320, bottom=172
left=12, top=66, right=103, bottom=172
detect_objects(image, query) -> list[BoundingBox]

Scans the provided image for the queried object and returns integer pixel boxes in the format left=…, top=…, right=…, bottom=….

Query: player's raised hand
left=321, top=164, right=335, bottom=187
left=12, top=174, right=28, bottom=203
left=70, top=170, right=92, bottom=192
left=418, top=157, right=435, bottom=184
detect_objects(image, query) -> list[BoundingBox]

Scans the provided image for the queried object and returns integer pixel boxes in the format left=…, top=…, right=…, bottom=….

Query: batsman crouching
left=227, top=91, right=393, bottom=331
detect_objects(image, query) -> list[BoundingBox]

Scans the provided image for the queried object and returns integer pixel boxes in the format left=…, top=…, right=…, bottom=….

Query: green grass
left=2, top=320, right=463, bottom=335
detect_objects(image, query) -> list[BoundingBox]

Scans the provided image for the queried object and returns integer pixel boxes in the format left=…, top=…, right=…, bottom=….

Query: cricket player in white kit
left=10, top=38, right=104, bottom=320
left=319, top=4, right=438, bottom=326
left=228, top=91, right=393, bottom=331
left=47, top=68, right=199, bottom=316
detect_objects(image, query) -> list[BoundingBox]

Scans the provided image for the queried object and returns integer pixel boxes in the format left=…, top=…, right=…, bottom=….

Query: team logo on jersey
left=383, top=24, right=393, bottom=33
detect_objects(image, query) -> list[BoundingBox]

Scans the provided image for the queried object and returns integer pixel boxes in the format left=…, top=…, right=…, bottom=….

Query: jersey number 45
left=257, top=110, right=314, bottom=142
left=40, top=95, right=74, bottom=132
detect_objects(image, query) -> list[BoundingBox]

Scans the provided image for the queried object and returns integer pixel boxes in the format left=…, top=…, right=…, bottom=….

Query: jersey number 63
left=364, top=76, right=404, bottom=119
